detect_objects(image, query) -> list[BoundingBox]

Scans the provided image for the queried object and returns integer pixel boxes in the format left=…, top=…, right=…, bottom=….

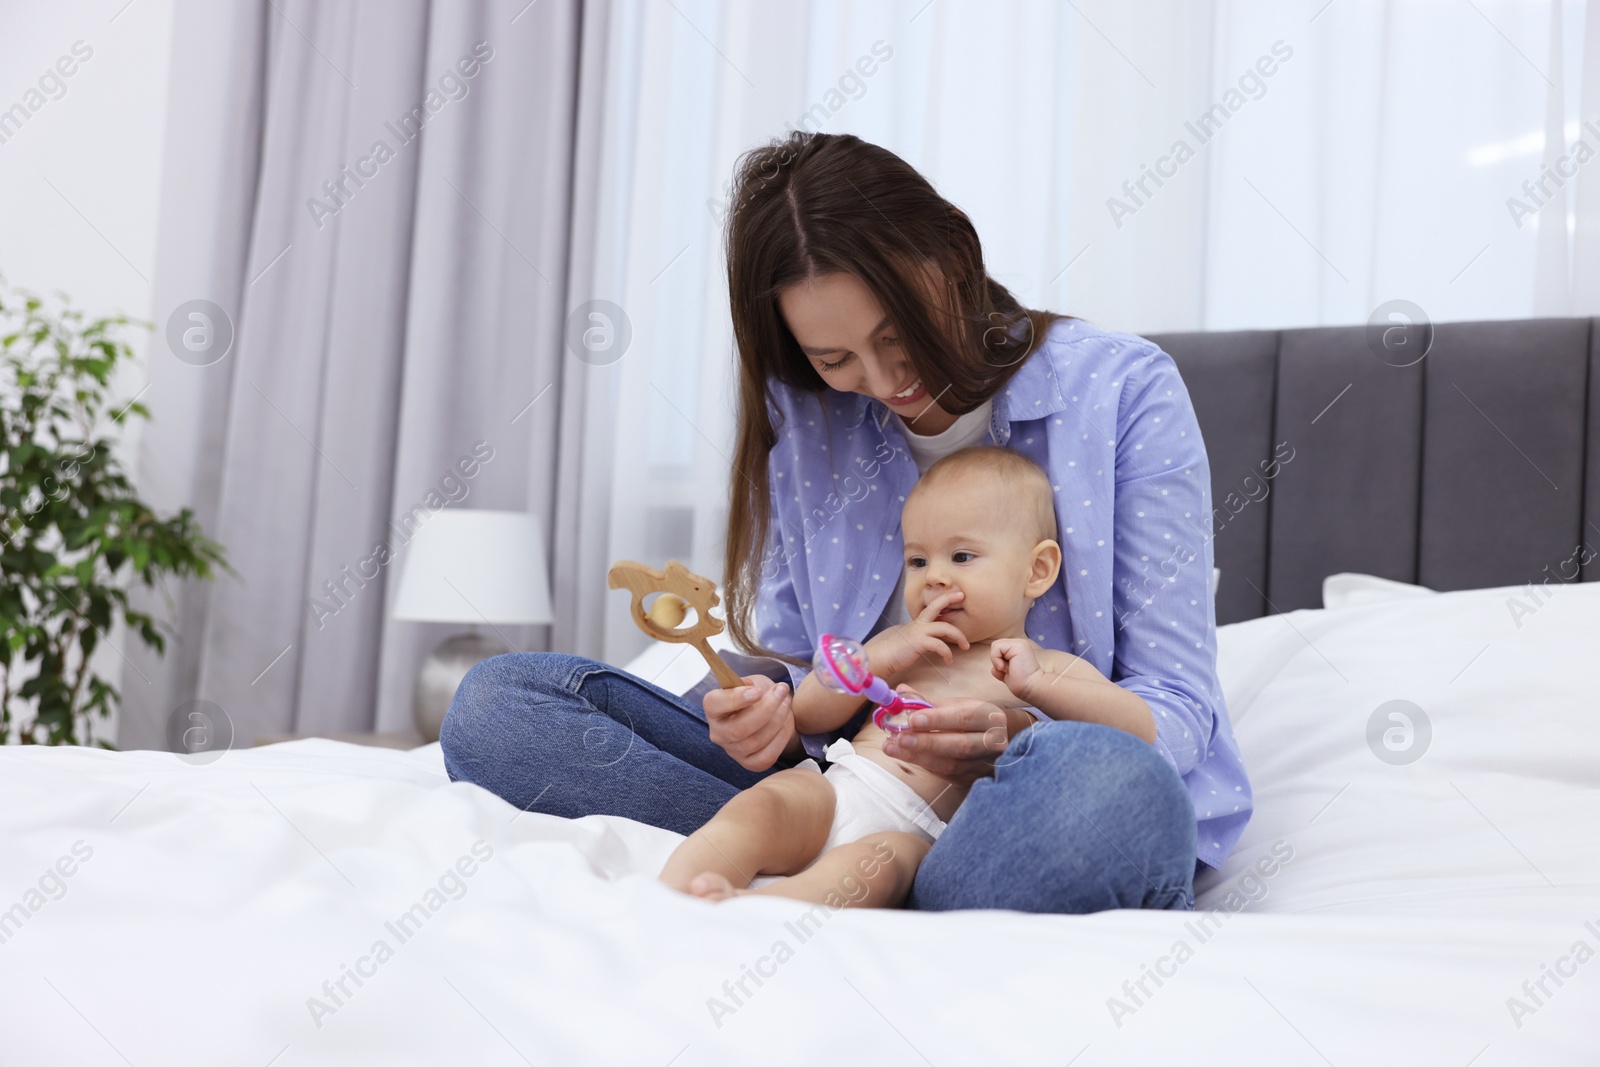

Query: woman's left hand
left=880, top=693, right=1034, bottom=784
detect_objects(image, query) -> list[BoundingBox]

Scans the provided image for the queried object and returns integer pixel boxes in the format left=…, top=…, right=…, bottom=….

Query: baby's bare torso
left=845, top=641, right=1038, bottom=822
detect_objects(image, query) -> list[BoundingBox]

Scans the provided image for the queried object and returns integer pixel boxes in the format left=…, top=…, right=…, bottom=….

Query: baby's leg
left=738, top=831, right=931, bottom=909
left=658, top=767, right=835, bottom=895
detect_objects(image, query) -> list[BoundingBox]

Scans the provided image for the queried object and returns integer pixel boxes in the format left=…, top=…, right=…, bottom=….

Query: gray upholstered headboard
left=1142, top=318, right=1600, bottom=626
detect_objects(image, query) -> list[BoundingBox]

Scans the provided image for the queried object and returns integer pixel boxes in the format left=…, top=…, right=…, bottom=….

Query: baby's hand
left=864, top=591, right=971, bottom=678
left=990, top=637, right=1045, bottom=698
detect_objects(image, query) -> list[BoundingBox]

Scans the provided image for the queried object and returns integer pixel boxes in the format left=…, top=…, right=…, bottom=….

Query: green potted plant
left=0, top=279, right=231, bottom=747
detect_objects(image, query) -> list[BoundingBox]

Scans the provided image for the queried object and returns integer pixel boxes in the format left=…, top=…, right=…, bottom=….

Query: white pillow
left=1207, top=576, right=1600, bottom=914
left=1322, top=571, right=1437, bottom=610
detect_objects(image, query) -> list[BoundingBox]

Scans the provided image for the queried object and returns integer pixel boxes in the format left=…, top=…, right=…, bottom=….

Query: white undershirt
left=876, top=398, right=996, bottom=630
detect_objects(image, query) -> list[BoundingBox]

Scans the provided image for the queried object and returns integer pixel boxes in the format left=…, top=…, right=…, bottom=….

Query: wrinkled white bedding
left=2, top=575, right=1596, bottom=1065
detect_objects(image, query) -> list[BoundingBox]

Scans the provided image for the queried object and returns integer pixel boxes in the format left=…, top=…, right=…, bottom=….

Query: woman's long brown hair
left=722, top=131, right=1067, bottom=661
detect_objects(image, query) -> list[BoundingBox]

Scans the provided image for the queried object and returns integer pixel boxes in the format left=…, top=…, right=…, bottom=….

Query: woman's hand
left=880, top=691, right=1034, bottom=785
left=704, top=674, right=797, bottom=771
left=863, top=591, right=971, bottom=678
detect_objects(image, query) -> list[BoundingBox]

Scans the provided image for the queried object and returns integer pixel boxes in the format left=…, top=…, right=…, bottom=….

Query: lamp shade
left=392, top=510, right=553, bottom=625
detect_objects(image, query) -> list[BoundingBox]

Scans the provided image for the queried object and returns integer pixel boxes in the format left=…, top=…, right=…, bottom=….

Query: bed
left=5, top=316, right=1598, bottom=1063
left=3, top=571, right=1595, bottom=1064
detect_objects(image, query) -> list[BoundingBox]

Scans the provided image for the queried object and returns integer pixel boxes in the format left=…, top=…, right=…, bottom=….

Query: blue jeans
left=440, top=652, right=1198, bottom=914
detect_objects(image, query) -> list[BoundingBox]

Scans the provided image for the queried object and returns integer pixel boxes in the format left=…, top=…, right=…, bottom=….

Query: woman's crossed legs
left=442, top=652, right=1197, bottom=914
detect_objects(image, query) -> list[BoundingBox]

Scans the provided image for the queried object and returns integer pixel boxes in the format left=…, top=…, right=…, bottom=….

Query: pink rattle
left=813, top=634, right=933, bottom=734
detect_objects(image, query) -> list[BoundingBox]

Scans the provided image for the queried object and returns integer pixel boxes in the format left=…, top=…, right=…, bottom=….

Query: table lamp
left=392, top=510, right=553, bottom=741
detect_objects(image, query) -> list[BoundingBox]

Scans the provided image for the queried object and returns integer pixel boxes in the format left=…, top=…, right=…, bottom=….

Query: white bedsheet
left=2, top=577, right=1596, bottom=1065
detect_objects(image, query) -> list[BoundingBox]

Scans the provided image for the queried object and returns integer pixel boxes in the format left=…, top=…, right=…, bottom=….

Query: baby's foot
left=686, top=871, right=749, bottom=901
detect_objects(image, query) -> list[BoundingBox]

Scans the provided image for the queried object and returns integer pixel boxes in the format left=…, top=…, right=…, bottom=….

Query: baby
left=659, top=445, right=1126, bottom=908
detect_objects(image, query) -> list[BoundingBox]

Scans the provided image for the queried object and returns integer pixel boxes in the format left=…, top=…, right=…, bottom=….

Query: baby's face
left=899, top=472, right=1050, bottom=643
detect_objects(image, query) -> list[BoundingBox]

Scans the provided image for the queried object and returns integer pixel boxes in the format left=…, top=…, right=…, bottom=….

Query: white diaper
left=799, top=737, right=948, bottom=854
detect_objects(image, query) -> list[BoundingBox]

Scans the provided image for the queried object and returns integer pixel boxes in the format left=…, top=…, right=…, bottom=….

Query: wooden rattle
left=607, top=560, right=745, bottom=690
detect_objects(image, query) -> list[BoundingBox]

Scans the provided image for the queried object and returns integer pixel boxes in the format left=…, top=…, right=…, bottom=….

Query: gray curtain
left=121, top=0, right=605, bottom=748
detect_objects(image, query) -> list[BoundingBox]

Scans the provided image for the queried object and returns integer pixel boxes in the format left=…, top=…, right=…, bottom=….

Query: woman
left=441, top=131, right=1252, bottom=914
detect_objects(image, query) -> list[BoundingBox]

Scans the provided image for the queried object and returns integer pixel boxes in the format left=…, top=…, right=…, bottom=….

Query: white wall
left=0, top=0, right=176, bottom=744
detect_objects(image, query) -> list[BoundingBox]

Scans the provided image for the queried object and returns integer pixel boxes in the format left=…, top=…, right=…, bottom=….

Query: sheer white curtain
left=579, top=0, right=1600, bottom=666
left=1199, top=0, right=1600, bottom=326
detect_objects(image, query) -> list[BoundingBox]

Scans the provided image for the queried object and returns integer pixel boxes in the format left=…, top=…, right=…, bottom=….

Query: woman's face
left=778, top=272, right=957, bottom=436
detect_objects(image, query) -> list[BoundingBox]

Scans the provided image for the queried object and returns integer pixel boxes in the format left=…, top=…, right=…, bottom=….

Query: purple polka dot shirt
left=749, top=317, right=1252, bottom=871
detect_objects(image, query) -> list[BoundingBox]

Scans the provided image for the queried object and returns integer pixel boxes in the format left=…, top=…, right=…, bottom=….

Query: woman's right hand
left=704, top=674, right=797, bottom=771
